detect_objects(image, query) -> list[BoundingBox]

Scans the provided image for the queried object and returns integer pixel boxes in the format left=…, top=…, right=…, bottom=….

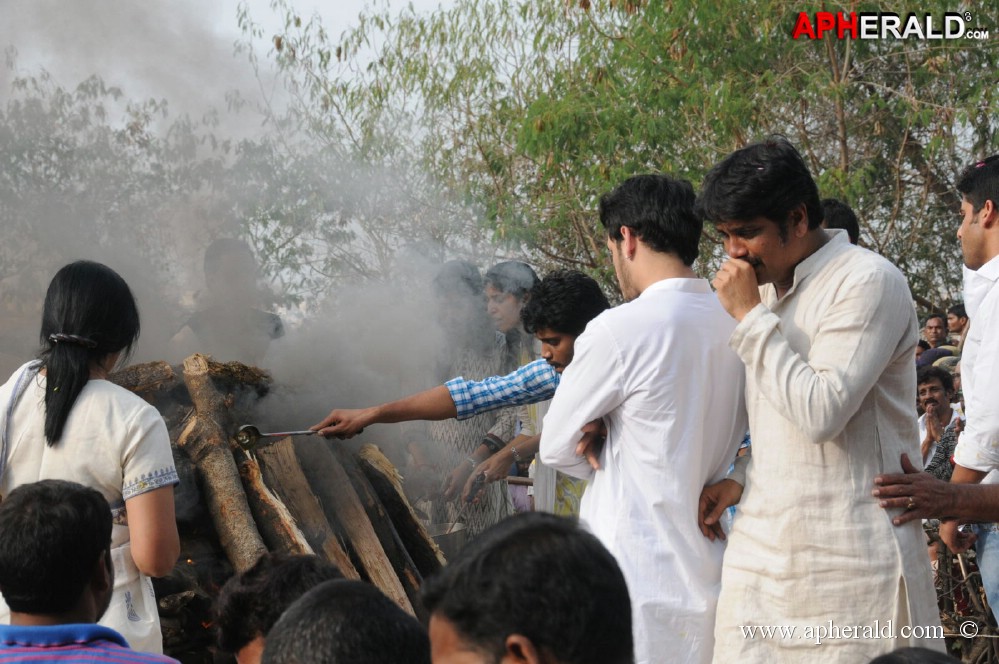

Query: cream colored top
left=713, top=231, right=944, bottom=662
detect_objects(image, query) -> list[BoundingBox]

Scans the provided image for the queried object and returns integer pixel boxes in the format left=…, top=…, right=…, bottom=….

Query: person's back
left=0, top=479, right=178, bottom=663
left=551, top=280, right=745, bottom=657
left=0, top=261, right=179, bottom=653
left=540, top=174, right=747, bottom=664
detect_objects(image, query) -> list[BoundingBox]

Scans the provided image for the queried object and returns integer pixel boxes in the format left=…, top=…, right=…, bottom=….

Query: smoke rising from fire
left=0, top=0, right=524, bottom=453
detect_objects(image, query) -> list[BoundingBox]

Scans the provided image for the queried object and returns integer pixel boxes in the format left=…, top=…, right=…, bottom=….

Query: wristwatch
left=510, top=446, right=523, bottom=462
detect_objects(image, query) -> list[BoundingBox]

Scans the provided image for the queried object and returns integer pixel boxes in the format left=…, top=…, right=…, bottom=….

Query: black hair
left=917, top=339, right=931, bottom=351
left=521, top=270, right=610, bottom=336
left=215, top=553, right=343, bottom=654
left=868, top=646, right=960, bottom=663
left=0, top=479, right=112, bottom=614
left=924, top=313, right=947, bottom=330
left=38, top=261, right=140, bottom=444
left=433, top=260, right=483, bottom=299
left=483, top=261, right=539, bottom=299
left=821, top=198, right=860, bottom=244
left=204, top=237, right=257, bottom=278
left=917, top=365, right=954, bottom=394
left=948, top=303, right=967, bottom=319
left=421, top=512, right=633, bottom=664
left=956, top=155, right=999, bottom=212
left=262, top=579, right=430, bottom=664
left=599, top=174, right=701, bottom=266
left=696, top=137, right=823, bottom=240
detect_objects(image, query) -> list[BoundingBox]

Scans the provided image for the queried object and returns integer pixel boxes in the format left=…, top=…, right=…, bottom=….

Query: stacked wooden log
left=111, top=354, right=445, bottom=660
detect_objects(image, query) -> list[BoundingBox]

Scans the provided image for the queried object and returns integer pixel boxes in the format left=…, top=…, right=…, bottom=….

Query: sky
left=0, top=0, right=448, bottom=121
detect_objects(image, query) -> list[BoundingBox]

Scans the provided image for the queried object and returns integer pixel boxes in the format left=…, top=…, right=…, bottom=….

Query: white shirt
left=954, top=255, right=999, bottom=473
left=540, top=278, right=747, bottom=664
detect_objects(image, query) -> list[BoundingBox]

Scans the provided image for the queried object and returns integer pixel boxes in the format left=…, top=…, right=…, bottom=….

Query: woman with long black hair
left=0, top=260, right=179, bottom=653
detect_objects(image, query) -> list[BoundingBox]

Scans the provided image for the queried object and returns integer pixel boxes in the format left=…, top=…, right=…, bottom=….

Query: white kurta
left=0, top=364, right=178, bottom=653
left=540, top=278, right=747, bottom=664
left=713, top=231, right=943, bottom=662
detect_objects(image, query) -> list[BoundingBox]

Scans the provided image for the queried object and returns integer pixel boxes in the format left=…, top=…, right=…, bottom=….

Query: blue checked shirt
left=445, top=359, right=560, bottom=420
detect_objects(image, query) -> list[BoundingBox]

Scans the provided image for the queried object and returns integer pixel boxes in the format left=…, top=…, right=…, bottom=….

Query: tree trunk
left=330, top=443, right=426, bottom=620
left=234, top=449, right=313, bottom=557
left=175, top=411, right=266, bottom=573
left=110, top=361, right=179, bottom=394
left=292, top=438, right=417, bottom=611
left=357, top=444, right=445, bottom=578
left=255, top=437, right=360, bottom=580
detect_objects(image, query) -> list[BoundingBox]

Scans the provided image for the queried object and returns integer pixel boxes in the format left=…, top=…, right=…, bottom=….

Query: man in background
left=215, top=553, right=343, bottom=664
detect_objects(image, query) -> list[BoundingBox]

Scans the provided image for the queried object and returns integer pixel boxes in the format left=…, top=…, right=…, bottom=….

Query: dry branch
left=255, top=438, right=359, bottom=579
left=358, top=444, right=445, bottom=577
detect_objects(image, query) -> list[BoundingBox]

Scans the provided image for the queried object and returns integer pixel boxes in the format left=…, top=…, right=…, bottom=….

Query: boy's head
left=520, top=270, right=610, bottom=373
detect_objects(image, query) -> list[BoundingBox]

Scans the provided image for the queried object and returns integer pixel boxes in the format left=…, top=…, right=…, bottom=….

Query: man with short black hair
left=915, top=366, right=960, bottom=481
left=0, top=480, right=178, bottom=662
left=923, top=313, right=949, bottom=349
left=947, top=303, right=969, bottom=346
left=215, top=553, right=343, bottom=664
left=262, top=579, right=429, bottom=664
left=422, top=512, right=633, bottom=664
left=820, top=197, right=860, bottom=245
left=541, top=174, right=747, bottom=664
left=700, top=137, right=942, bottom=661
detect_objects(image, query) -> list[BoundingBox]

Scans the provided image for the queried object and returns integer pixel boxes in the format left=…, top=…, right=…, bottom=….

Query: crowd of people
left=1, top=140, right=997, bottom=664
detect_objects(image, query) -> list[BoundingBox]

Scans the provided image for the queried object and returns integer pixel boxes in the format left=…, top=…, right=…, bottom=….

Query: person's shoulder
left=85, top=380, right=164, bottom=423
left=825, top=243, right=909, bottom=292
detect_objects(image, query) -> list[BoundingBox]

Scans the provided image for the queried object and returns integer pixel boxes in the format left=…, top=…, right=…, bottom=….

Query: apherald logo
left=792, top=11, right=989, bottom=40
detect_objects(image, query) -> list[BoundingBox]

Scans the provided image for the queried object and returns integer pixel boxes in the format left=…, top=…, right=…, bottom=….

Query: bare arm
left=313, top=385, right=458, bottom=438
left=125, top=486, right=180, bottom=577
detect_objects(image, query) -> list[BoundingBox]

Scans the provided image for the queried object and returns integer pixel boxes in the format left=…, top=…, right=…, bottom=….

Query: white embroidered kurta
left=0, top=365, right=178, bottom=653
left=540, top=278, right=747, bottom=664
left=713, top=231, right=943, bottom=662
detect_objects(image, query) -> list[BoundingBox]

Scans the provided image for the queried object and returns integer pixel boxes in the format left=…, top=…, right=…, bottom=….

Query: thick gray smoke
left=0, top=0, right=523, bottom=454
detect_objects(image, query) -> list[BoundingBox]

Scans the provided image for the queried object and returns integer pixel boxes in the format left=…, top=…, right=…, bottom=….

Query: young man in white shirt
left=540, top=174, right=747, bottom=664
left=939, top=154, right=999, bottom=615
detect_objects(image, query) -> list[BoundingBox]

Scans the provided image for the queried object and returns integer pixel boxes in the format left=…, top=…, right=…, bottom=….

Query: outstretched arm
left=312, top=386, right=457, bottom=438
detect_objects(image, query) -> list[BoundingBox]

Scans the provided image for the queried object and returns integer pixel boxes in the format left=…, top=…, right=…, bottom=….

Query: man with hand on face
left=540, top=174, right=747, bottom=664
left=700, top=137, right=942, bottom=662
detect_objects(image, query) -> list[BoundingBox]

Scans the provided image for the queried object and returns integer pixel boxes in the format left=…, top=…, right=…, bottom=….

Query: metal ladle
left=235, top=424, right=318, bottom=451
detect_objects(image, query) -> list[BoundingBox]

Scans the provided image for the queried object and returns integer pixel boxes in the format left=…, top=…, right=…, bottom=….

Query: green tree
left=260, top=0, right=997, bottom=309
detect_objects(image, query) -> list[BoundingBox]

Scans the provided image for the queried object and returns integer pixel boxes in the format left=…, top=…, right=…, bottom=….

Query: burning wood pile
left=111, top=354, right=445, bottom=662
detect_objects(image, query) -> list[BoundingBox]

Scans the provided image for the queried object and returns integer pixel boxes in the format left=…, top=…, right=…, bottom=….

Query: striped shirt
left=445, top=359, right=559, bottom=420
left=0, top=624, right=179, bottom=663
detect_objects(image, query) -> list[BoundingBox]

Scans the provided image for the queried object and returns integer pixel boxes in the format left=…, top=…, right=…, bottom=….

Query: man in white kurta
left=702, top=138, right=942, bottom=663
left=540, top=174, right=747, bottom=664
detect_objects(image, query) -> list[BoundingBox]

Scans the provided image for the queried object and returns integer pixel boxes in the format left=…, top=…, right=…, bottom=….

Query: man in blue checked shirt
left=312, top=271, right=610, bottom=510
